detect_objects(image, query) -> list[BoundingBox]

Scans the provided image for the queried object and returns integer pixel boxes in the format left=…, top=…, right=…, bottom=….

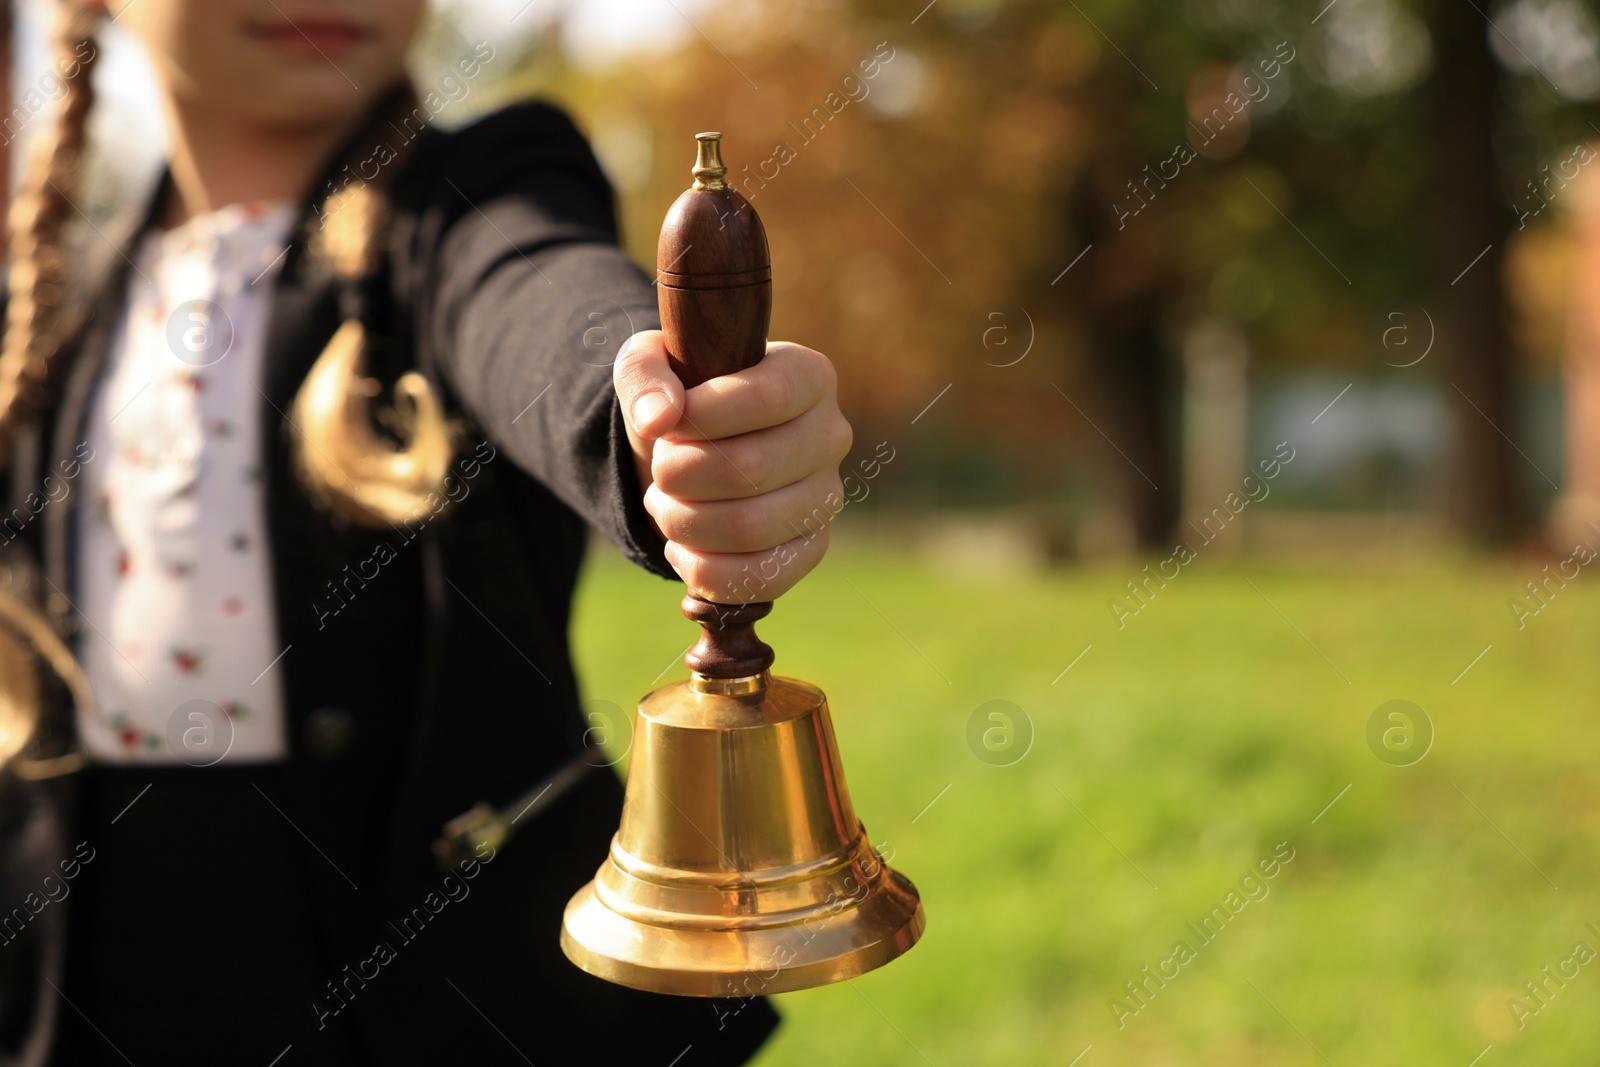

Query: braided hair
left=0, top=5, right=452, bottom=771
left=290, top=171, right=455, bottom=528
left=0, top=1, right=100, bottom=462
left=0, top=2, right=100, bottom=773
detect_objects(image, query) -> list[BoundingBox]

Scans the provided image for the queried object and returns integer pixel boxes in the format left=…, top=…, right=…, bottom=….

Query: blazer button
left=305, top=706, right=356, bottom=759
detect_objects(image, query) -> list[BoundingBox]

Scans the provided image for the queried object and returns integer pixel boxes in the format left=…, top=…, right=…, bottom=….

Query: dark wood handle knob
left=658, top=133, right=776, bottom=679
left=657, top=132, right=772, bottom=388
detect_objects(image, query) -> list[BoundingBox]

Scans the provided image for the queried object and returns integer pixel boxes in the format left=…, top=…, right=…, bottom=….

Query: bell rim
left=560, top=869, right=925, bottom=997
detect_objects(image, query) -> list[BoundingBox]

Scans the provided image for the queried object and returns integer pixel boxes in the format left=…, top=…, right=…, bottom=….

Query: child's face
left=109, top=0, right=426, bottom=129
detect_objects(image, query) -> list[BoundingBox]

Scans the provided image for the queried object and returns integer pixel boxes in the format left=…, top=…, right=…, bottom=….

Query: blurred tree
left=484, top=0, right=1593, bottom=548
left=1014, top=0, right=1438, bottom=546
left=1432, top=0, right=1524, bottom=542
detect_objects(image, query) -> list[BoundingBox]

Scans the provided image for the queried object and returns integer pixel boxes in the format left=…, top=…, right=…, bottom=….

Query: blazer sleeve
left=416, top=102, right=673, bottom=579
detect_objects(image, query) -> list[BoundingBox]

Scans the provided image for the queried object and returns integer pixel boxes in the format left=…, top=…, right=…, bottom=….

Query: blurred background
left=23, top=0, right=1600, bottom=1062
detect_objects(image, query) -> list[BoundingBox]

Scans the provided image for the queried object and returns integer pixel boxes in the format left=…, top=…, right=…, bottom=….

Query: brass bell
left=560, top=134, right=924, bottom=997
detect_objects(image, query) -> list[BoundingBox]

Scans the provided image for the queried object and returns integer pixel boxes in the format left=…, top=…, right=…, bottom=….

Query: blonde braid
left=0, top=2, right=101, bottom=775
left=0, top=1, right=101, bottom=460
left=0, top=590, right=92, bottom=775
left=291, top=179, right=455, bottom=527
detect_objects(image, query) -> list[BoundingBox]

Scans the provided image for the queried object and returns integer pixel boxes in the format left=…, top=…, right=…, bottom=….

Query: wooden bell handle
left=656, top=133, right=775, bottom=679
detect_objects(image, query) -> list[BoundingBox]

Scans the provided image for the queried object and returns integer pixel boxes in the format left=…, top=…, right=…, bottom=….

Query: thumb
left=613, top=329, right=685, bottom=440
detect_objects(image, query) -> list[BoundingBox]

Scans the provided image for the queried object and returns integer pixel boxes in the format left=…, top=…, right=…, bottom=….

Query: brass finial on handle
left=691, top=131, right=728, bottom=190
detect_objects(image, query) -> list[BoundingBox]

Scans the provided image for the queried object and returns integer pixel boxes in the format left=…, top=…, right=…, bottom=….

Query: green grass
left=570, top=536, right=1600, bottom=1066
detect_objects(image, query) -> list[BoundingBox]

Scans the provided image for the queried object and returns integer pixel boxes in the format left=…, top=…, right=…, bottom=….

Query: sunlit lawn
left=570, top=534, right=1600, bottom=1066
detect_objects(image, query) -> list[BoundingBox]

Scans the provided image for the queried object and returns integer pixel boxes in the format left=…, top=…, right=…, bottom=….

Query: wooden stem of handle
left=682, top=597, right=773, bottom=677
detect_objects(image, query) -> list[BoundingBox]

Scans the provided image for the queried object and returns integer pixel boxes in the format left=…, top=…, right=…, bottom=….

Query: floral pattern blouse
left=76, top=199, right=296, bottom=765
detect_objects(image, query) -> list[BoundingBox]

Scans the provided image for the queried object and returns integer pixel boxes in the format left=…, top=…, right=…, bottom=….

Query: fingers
left=671, top=342, right=835, bottom=441
left=644, top=467, right=844, bottom=554
left=613, top=330, right=684, bottom=440
left=650, top=398, right=853, bottom=502
left=665, top=526, right=832, bottom=603
left=626, top=336, right=847, bottom=600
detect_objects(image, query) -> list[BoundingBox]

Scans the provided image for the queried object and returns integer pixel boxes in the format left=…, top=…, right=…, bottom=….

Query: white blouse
left=76, top=200, right=297, bottom=765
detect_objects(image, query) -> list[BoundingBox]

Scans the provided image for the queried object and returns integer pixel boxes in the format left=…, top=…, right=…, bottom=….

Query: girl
left=0, top=1, right=853, bottom=1064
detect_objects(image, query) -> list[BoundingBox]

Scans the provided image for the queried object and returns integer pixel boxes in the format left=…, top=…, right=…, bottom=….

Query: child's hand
left=614, top=330, right=853, bottom=604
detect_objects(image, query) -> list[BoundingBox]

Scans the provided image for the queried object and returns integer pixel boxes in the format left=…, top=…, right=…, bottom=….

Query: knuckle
left=756, top=363, right=795, bottom=417
left=614, top=365, right=649, bottom=405
left=613, top=339, right=646, bottom=381
left=672, top=551, right=711, bottom=595
left=649, top=457, right=678, bottom=496
left=721, top=501, right=764, bottom=552
left=816, top=475, right=846, bottom=523
left=807, top=346, right=838, bottom=395
left=654, top=499, right=692, bottom=543
left=829, top=411, right=855, bottom=467
left=790, top=484, right=838, bottom=541
left=804, top=526, right=832, bottom=564
left=725, top=436, right=767, bottom=492
left=772, top=534, right=826, bottom=596
left=650, top=442, right=689, bottom=496
left=614, top=334, right=664, bottom=391
left=658, top=440, right=743, bottom=499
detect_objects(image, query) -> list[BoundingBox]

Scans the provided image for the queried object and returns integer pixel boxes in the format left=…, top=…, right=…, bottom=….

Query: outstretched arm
left=424, top=104, right=850, bottom=601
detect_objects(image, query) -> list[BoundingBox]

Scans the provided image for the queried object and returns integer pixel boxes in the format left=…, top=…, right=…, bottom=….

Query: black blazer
left=0, top=99, right=778, bottom=1064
